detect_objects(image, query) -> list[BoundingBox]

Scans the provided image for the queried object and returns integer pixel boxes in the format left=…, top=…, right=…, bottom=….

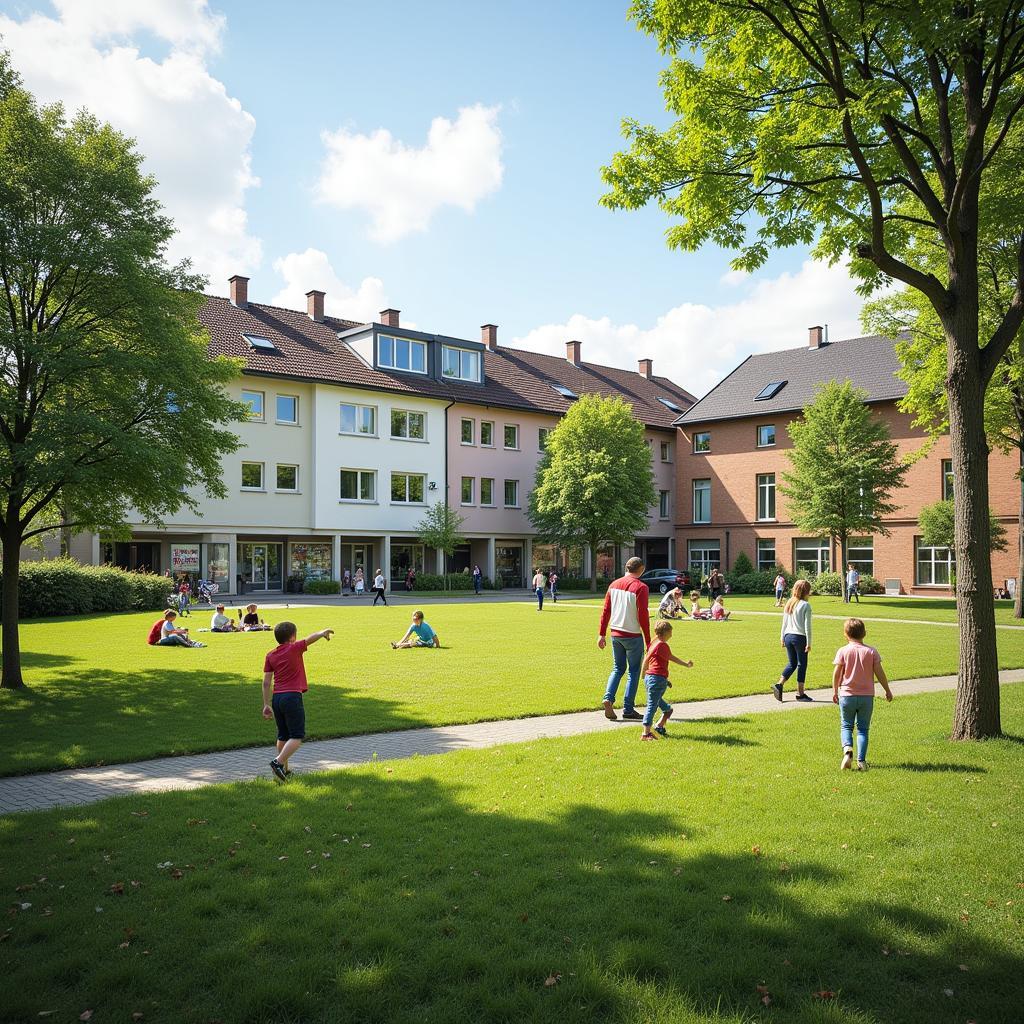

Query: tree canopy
left=416, top=502, right=466, bottom=589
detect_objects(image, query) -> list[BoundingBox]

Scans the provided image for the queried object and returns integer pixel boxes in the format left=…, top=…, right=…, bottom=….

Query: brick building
left=673, top=328, right=1019, bottom=596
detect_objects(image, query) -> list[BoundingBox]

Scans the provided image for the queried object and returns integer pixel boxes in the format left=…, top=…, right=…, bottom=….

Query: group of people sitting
left=657, top=587, right=731, bottom=621
left=210, top=603, right=272, bottom=632
left=146, top=603, right=273, bottom=648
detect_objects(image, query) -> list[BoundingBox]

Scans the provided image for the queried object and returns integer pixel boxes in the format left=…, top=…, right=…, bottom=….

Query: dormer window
left=379, top=335, right=427, bottom=374
left=754, top=380, right=787, bottom=401
left=657, top=397, right=684, bottom=413
left=551, top=384, right=578, bottom=400
left=242, top=333, right=277, bottom=351
left=442, top=345, right=481, bottom=382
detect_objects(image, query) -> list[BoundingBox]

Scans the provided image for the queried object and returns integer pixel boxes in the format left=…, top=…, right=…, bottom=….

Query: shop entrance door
left=239, top=543, right=283, bottom=591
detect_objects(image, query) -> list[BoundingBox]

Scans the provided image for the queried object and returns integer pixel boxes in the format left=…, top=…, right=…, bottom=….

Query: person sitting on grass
left=689, top=590, right=711, bottom=620
left=147, top=609, right=205, bottom=648
left=391, top=610, right=441, bottom=649
left=262, top=620, right=334, bottom=782
left=210, top=604, right=238, bottom=632
left=658, top=587, right=687, bottom=619
left=637, top=619, right=693, bottom=740
left=832, top=617, right=893, bottom=772
left=710, top=595, right=731, bottom=620
left=240, top=603, right=272, bottom=631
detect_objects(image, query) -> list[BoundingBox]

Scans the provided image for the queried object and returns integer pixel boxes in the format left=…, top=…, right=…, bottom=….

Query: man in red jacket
left=598, top=556, right=651, bottom=720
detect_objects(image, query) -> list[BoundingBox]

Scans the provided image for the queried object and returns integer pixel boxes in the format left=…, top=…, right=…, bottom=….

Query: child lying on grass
left=391, top=610, right=441, bottom=649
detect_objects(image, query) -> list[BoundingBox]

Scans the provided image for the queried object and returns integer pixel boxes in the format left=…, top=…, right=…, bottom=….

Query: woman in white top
left=372, top=568, right=388, bottom=606
left=532, top=569, right=547, bottom=611
left=773, top=579, right=812, bottom=702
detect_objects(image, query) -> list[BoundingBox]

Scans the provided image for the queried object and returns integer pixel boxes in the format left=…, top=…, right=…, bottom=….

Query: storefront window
left=290, top=542, right=332, bottom=581
left=206, top=543, right=229, bottom=586
left=391, top=543, right=425, bottom=583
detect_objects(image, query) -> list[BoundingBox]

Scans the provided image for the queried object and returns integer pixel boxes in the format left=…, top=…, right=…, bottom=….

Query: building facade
left=673, top=328, right=1019, bottom=595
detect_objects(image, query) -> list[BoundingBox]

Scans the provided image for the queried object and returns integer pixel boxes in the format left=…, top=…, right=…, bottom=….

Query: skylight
left=754, top=380, right=787, bottom=401
left=657, top=397, right=684, bottom=413
left=242, top=333, right=277, bottom=351
left=551, top=384, right=578, bottom=400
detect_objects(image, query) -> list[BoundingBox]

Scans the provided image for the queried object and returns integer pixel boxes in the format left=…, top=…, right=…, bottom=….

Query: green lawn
left=1, top=686, right=1021, bottom=1024
left=2, top=601, right=1024, bottom=776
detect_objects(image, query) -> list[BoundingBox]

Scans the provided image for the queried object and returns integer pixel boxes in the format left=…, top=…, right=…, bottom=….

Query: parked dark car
left=639, top=568, right=692, bottom=594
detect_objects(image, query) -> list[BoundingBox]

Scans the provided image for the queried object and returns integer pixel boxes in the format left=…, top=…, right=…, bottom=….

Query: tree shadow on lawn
left=893, top=762, right=989, bottom=774
left=5, top=773, right=1019, bottom=1024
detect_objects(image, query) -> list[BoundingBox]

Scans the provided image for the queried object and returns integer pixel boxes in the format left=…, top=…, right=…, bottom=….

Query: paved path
left=3, top=670, right=1022, bottom=816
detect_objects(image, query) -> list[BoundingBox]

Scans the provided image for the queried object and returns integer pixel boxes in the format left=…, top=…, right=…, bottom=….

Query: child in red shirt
left=832, top=618, right=893, bottom=771
left=638, top=619, right=693, bottom=740
left=261, top=620, right=334, bottom=781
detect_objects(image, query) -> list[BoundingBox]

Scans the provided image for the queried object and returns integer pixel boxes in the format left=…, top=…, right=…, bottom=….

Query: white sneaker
left=840, top=749, right=853, bottom=771
left=856, top=761, right=869, bottom=772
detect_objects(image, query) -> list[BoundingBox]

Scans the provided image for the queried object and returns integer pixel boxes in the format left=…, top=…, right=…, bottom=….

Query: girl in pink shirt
left=832, top=618, right=893, bottom=771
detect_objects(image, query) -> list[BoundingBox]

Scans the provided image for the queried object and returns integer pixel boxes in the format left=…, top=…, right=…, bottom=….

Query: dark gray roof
left=674, top=333, right=908, bottom=425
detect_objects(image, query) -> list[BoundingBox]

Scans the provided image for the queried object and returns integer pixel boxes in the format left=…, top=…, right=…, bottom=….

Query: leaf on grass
left=958, top=964, right=969, bottom=972
left=118, top=941, right=130, bottom=949
left=519, top=913, right=529, bottom=923
left=169, top=869, right=183, bottom=880
left=109, top=882, right=125, bottom=895
left=544, top=973, right=561, bottom=987
left=751, top=846, right=762, bottom=857
left=943, top=989, right=954, bottom=997
left=722, top=895, right=732, bottom=902
left=130, top=811, right=148, bottom=818
left=812, top=990, right=836, bottom=1000
left=132, top=1014, right=144, bottom=1021
left=79, top=1013, right=93, bottom=1022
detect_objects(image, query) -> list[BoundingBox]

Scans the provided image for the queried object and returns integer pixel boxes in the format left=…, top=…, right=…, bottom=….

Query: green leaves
left=919, top=499, right=1008, bottom=553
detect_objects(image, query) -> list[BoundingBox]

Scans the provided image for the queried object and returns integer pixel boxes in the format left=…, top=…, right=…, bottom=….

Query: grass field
left=1, top=686, right=1021, bottom=1024
left=2, top=600, right=1023, bottom=776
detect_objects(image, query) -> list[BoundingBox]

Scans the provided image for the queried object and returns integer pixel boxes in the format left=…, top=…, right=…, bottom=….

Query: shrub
left=304, top=579, right=340, bottom=595
left=3, top=559, right=171, bottom=619
left=731, top=552, right=754, bottom=575
left=410, top=573, right=477, bottom=592
left=557, top=575, right=611, bottom=592
left=811, top=571, right=844, bottom=596
left=857, top=574, right=885, bottom=595
left=725, top=566, right=794, bottom=594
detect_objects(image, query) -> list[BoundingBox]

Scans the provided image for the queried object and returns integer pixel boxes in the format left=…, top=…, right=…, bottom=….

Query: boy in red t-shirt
left=261, top=621, right=334, bottom=781
left=638, top=619, right=693, bottom=740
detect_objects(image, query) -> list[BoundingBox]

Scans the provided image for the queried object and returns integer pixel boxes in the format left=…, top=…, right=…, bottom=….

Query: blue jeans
left=474, top=576, right=481, bottom=594
left=158, top=634, right=189, bottom=647
left=603, top=635, right=645, bottom=712
left=840, top=695, right=874, bottom=761
left=535, top=587, right=544, bottom=610
left=780, top=633, right=808, bottom=685
left=642, top=674, right=672, bottom=727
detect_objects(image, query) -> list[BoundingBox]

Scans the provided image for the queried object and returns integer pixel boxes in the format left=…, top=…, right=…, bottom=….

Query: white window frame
left=757, top=473, right=776, bottom=521
left=480, top=421, right=495, bottom=448
left=659, top=490, right=671, bottom=520
left=942, top=458, right=954, bottom=500
left=756, top=424, right=776, bottom=448
left=378, top=334, right=427, bottom=375
left=241, top=389, right=265, bottom=422
left=391, top=472, right=427, bottom=505
left=503, top=479, right=520, bottom=508
left=756, top=538, right=776, bottom=570
left=275, top=394, right=299, bottom=426
left=442, top=345, right=481, bottom=382
left=340, top=468, right=376, bottom=504
left=794, top=538, right=831, bottom=575
left=916, top=538, right=954, bottom=586
left=340, top=402, right=377, bottom=437
left=503, top=424, right=520, bottom=450
left=390, top=408, right=426, bottom=442
left=480, top=477, right=495, bottom=507
left=660, top=441, right=671, bottom=463
left=275, top=464, right=299, bottom=493
left=688, top=541, right=721, bottom=577
left=461, top=476, right=475, bottom=505
left=692, top=478, right=711, bottom=524
left=241, top=461, right=265, bottom=491
left=847, top=537, right=874, bottom=577
left=461, top=418, right=475, bottom=445
left=693, top=431, right=711, bottom=454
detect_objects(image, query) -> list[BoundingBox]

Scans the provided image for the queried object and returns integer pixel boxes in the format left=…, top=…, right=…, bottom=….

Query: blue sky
left=0, top=0, right=865, bottom=395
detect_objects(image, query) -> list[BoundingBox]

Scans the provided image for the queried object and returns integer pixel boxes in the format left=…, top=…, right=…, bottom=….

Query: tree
left=416, top=502, right=466, bottom=590
left=528, top=395, right=656, bottom=591
left=780, top=382, right=910, bottom=597
left=919, top=499, right=1008, bottom=555
left=0, top=54, right=246, bottom=689
left=602, top=2, right=1024, bottom=738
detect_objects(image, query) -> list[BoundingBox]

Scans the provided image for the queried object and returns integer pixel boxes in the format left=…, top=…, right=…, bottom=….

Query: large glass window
left=504, top=424, right=519, bottom=450
left=378, top=334, right=427, bottom=374
left=340, top=469, right=375, bottom=502
left=237, top=542, right=283, bottom=592
left=659, top=490, right=671, bottom=519
left=390, top=409, right=425, bottom=440
left=276, top=464, right=298, bottom=492
left=442, top=345, right=481, bottom=381
left=794, top=538, right=830, bottom=575
left=391, top=543, right=425, bottom=584
left=461, top=418, right=475, bottom=444
left=916, top=539, right=954, bottom=585
left=688, top=541, right=721, bottom=578
left=290, top=542, right=332, bottom=582
left=206, top=542, right=229, bottom=587
left=756, top=539, right=776, bottom=570
left=461, top=476, right=475, bottom=504
left=757, top=473, right=776, bottom=521
left=480, top=421, right=494, bottom=447
left=692, top=479, right=711, bottom=523
left=480, top=477, right=495, bottom=505
left=847, top=537, right=874, bottom=576
left=693, top=431, right=711, bottom=453
left=340, top=403, right=376, bottom=435
left=504, top=479, right=519, bottom=507
left=757, top=424, right=776, bottom=448
left=276, top=395, right=298, bottom=424
left=942, top=458, right=954, bottom=500
left=241, top=389, right=264, bottom=420
left=391, top=473, right=426, bottom=504
left=241, top=462, right=264, bottom=490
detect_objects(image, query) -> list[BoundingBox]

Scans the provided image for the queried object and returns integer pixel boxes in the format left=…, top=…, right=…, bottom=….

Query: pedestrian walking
left=372, top=568, right=388, bottom=606
left=532, top=568, right=546, bottom=610
left=472, top=564, right=483, bottom=595
left=773, top=572, right=787, bottom=607
left=772, top=579, right=813, bottom=702
left=832, top=617, right=892, bottom=771
left=845, top=563, right=861, bottom=603
left=598, top=556, right=651, bottom=721
left=549, top=570, right=559, bottom=603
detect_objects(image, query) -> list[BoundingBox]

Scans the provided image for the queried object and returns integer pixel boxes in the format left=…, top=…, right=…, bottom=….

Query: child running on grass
left=391, top=610, right=441, bottom=649
left=832, top=617, right=893, bottom=772
left=638, top=619, right=693, bottom=740
left=262, top=621, right=334, bottom=782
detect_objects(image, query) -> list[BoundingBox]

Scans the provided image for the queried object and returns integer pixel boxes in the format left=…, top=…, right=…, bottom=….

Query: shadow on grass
left=894, top=762, right=988, bottom=774
left=2, top=772, right=1020, bottom=1024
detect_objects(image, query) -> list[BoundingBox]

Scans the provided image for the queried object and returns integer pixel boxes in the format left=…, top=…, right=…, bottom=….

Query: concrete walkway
left=3, top=670, right=1022, bottom=816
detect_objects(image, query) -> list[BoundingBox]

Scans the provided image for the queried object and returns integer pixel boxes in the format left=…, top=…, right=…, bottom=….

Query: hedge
left=1, top=559, right=172, bottom=619
left=305, top=579, right=340, bottom=595
left=406, top=573, right=491, bottom=592
left=725, top=566, right=795, bottom=594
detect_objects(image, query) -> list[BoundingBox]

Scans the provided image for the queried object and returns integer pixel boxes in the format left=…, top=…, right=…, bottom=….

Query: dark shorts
left=272, top=692, right=306, bottom=742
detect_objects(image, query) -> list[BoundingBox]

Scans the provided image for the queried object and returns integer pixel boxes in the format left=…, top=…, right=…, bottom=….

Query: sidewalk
left=3, top=670, right=1021, bottom=815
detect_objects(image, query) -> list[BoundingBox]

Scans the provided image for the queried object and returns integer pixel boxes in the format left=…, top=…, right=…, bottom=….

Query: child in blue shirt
left=391, top=610, right=441, bottom=649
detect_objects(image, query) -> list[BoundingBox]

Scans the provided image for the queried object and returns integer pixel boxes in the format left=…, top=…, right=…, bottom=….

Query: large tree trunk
left=1, top=528, right=24, bottom=689
left=838, top=534, right=848, bottom=601
left=947, top=334, right=1001, bottom=739
left=1016, top=474, right=1023, bottom=620
left=590, top=541, right=598, bottom=593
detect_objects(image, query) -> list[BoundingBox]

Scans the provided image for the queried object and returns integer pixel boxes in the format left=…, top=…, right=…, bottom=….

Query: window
left=754, top=381, right=787, bottom=401
left=461, top=418, right=475, bottom=444
left=241, top=461, right=264, bottom=490
left=391, top=472, right=425, bottom=504
left=442, top=345, right=481, bottom=382
left=660, top=441, right=671, bottom=462
left=504, top=479, right=519, bottom=507
left=242, top=333, right=276, bottom=351
left=659, top=490, right=671, bottom=519
left=916, top=538, right=954, bottom=586
left=390, top=409, right=425, bottom=440
left=290, top=542, right=332, bottom=582
left=693, top=479, right=711, bottom=524
left=688, top=541, right=721, bottom=577
left=942, top=458, right=954, bottom=500
left=794, top=538, right=830, bottom=575
left=340, top=403, right=376, bottom=436
left=480, top=477, right=495, bottom=506
left=461, top=476, right=475, bottom=504
left=504, top=424, right=519, bottom=450
left=551, top=384, right=578, bottom=400
left=340, top=469, right=376, bottom=502
left=658, top=397, right=684, bottom=413
left=847, top=537, right=874, bottom=576
left=757, top=539, right=776, bottom=570
left=757, top=424, right=776, bottom=448
left=276, top=395, right=298, bottom=424
left=538, top=427, right=550, bottom=451
left=378, top=334, right=427, bottom=374
left=241, top=390, right=264, bottom=420
left=276, top=464, right=298, bottom=492
left=481, top=421, right=494, bottom=447
left=693, top=431, right=711, bottom=453
left=757, top=473, right=776, bottom=521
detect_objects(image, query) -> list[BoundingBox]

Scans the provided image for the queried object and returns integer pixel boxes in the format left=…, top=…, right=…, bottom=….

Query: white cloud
left=315, top=104, right=504, bottom=243
left=512, top=259, right=865, bottom=399
left=0, top=0, right=261, bottom=285
left=271, top=249, right=387, bottom=324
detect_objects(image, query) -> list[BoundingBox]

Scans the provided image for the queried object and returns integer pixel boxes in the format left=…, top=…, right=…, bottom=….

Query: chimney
left=229, top=275, right=249, bottom=309
left=566, top=340, right=582, bottom=367
left=638, top=357, right=653, bottom=379
left=380, top=308, right=401, bottom=328
left=481, top=324, right=498, bottom=351
left=808, top=325, right=824, bottom=349
left=306, top=289, right=325, bottom=322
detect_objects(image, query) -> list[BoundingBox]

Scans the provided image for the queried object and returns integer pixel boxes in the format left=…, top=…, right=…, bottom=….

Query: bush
left=557, top=575, right=610, bottom=592
left=3, top=559, right=171, bottom=619
left=725, top=566, right=794, bottom=594
left=731, top=552, right=754, bottom=576
left=811, top=571, right=844, bottom=596
left=857, top=574, right=885, bottom=595
left=409, top=573, right=478, bottom=592
left=304, top=579, right=340, bottom=595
